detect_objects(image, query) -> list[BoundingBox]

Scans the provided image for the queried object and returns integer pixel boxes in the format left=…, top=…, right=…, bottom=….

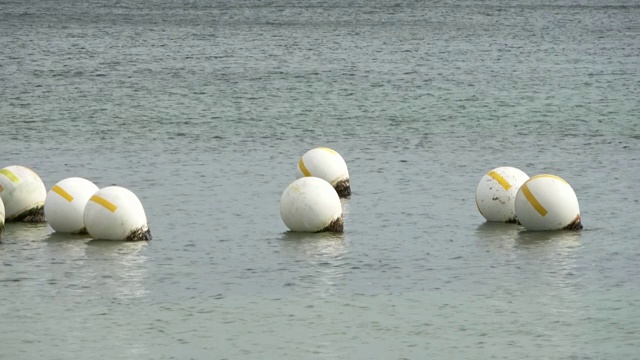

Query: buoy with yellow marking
left=44, top=177, right=99, bottom=234
left=514, top=174, right=583, bottom=231
left=296, top=147, right=351, bottom=198
left=0, top=165, right=47, bottom=222
left=280, top=177, right=344, bottom=233
left=83, top=186, right=152, bottom=241
left=475, top=166, right=529, bottom=223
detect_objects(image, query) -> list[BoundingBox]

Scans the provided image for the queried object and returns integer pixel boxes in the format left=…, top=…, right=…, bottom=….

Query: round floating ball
left=475, top=166, right=530, bottom=223
left=0, top=196, right=4, bottom=238
left=296, top=147, right=351, bottom=198
left=44, top=177, right=99, bottom=234
left=280, top=177, right=344, bottom=233
left=0, top=165, right=47, bottom=222
left=83, top=186, right=152, bottom=241
left=514, top=174, right=582, bottom=231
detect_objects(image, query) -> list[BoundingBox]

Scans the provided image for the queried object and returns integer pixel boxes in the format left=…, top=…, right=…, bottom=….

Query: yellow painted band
left=319, top=147, right=338, bottom=155
left=90, top=195, right=118, bottom=213
left=52, top=185, right=74, bottom=202
left=529, top=174, right=569, bottom=184
left=0, top=169, right=19, bottom=183
left=488, top=170, right=512, bottom=191
left=299, top=158, right=312, bottom=177
left=521, top=184, right=548, bottom=217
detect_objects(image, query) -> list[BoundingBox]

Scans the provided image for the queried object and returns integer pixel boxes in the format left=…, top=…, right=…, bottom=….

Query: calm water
left=1, top=1, right=639, bottom=359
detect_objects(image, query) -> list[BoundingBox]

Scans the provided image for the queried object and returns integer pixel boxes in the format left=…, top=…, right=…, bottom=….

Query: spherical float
left=280, top=177, right=344, bottom=233
left=44, top=177, right=99, bottom=234
left=83, top=186, right=152, bottom=241
left=0, top=196, right=5, bottom=238
left=296, top=147, right=351, bottom=198
left=514, top=174, right=582, bottom=231
left=475, top=166, right=530, bottom=223
left=0, top=165, right=47, bottom=222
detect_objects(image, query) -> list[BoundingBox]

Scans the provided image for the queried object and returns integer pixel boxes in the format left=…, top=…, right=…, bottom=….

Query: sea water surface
left=1, top=1, right=639, bottom=359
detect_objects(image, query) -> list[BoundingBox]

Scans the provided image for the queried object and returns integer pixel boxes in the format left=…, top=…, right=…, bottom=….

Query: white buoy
left=44, top=177, right=99, bottom=234
left=296, top=147, right=351, bottom=198
left=280, top=177, right=344, bottom=233
left=0, top=196, right=5, bottom=239
left=0, top=165, right=47, bottom=222
left=475, top=166, right=530, bottom=223
left=514, top=174, right=582, bottom=231
left=83, top=186, right=152, bottom=241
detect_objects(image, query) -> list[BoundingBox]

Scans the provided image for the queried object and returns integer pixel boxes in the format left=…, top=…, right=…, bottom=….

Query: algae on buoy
left=44, top=177, right=99, bottom=234
left=475, top=166, right=529, bottom=223
left=514, top=174, right=583, bottom=231
left=296, top=147, right=351, bottom=198
left=83, top=186, right=152, bottom=241
left=280, top=177, right=344, bottom=233
left=0, top=165, right=47, bottom=222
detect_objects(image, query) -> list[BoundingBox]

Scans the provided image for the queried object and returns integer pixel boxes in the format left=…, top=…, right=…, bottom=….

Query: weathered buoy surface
left=83, top=186, right=152, bottom=241
left=514, top=174, right=582, bottom=231
left=280, top=177, right=344, bottom=233
left=0, top=165, right=47, bottom=222
left=44, top=177, right=99, bottom=234
left=475, top=166, right=529, bottom=223
left=296, top=147, right=351, bottom=198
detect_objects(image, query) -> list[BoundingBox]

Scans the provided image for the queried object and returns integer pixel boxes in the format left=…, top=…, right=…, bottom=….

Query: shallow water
left=1, top=0, right=640, bottom=359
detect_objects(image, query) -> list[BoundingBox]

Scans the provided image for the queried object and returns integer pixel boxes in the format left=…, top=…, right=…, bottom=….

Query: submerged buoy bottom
left=334, top=179, right=351, bottom=198
left=12, top=206, right=46, bottom=223
left=563, top=214, right=583, bottom=230
left=321, top=216, right=344, bottom=233
left=125, top=226, right=152, bottom=241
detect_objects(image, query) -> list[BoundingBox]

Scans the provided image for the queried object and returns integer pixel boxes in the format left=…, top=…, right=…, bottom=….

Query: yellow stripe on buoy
left=299, top=158, right=312, bottom=177
left=488, top=170, right=512, bottom=191
left=52, top=185, right=74, bottom=202
left=521, top=184, right=548, bottom=217
left=90, top=195, right=118, bottom=213
left=0, top=169, right=19, bottom=183
left=528, top=174, right=569, bottom=184
left=320, top=147, right=338, bottom=155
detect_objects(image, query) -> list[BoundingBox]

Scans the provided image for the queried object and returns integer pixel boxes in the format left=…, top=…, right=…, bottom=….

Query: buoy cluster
left=0, top=157, right=583, bottom=240
left=476, top=166, right=583, bottom=231
left=280, top=147, right=350, bottom=233
left=0, top=165, right=151, bottom=241
left=281, top=152, right=584, bottom=234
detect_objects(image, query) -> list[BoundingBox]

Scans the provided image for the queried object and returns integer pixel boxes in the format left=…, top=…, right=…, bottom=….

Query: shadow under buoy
left=515, top=228, right=582, bottom=246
